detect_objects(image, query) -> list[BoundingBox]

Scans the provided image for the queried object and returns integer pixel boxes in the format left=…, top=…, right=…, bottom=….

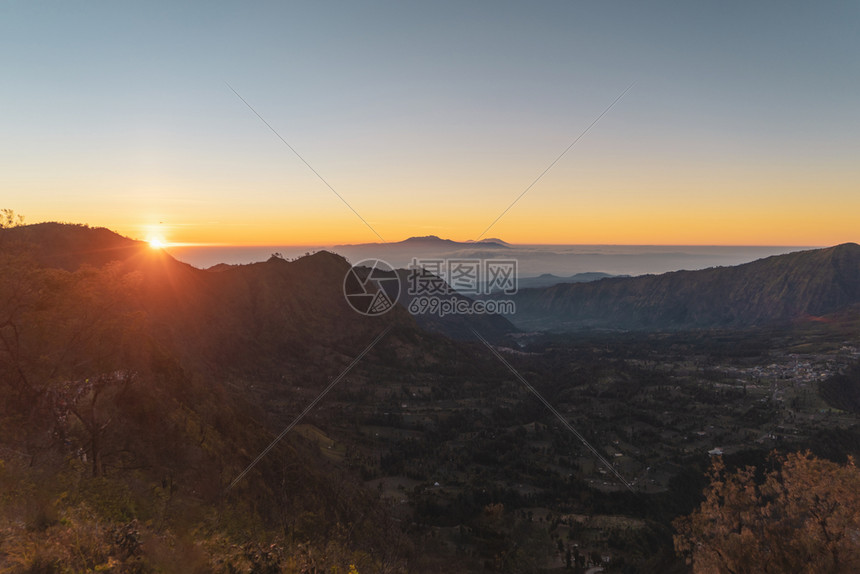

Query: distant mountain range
left=336, top=235, right=510, bottom=251
left=325, top=236, right=811, bottom=279
left=4, top=224, right=858, bottom=335
left=509, top=243, right=860, bottom=331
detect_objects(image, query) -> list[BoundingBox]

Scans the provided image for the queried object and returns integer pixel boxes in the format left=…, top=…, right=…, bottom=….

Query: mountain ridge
left=0, top=221, right=147, bottom=270
left=509, top=243, right=860, bottom=331
left=6, top=223, right=857, bottom=334
left=1, top=223, right=516, bottom=345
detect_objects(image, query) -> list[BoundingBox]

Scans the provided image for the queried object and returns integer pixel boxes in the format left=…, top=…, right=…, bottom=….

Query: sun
left=147, top=237, right=166, bottom=250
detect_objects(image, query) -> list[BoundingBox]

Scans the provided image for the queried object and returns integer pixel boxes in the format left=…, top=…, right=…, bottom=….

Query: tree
left=52, top=370, right=136, bottom=477
left=674, top=451, right=860, bottom=573
left=0, top=208, right=24, bottom=229
left=0, top=253, right=146, bottom=470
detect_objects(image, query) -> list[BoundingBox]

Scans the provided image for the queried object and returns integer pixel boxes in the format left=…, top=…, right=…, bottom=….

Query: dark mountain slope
left=0, top=224, right=436, bottom=367
left=0, top=222, right=146, bottom=270
left=191, top=252, right=417, bottom=374
left=510, top=243, right=860, bottom=331
left=0, top=223, right=434, bottom=570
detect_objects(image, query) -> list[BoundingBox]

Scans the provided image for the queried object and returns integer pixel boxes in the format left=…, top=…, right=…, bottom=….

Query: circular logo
left=343, top=258, right=401, bottom=316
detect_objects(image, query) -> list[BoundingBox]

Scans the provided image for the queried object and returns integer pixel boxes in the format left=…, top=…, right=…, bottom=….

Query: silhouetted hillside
left=2, top=223, right=515, bottom=350
left=510, top=243, right=860, bottom=331
left=0, top=223, right=437, bottom=571
left=0, top=221, right=152, bottom=270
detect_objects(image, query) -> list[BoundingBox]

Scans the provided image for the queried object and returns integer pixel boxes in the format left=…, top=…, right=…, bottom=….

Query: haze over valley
left=167, top=239, right=811, bottom=278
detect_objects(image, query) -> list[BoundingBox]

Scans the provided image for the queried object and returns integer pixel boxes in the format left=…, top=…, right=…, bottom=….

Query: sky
left=2, top=1, right=858, bottom=246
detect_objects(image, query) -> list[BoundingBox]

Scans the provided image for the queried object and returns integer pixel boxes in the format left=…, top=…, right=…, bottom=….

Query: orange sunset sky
left=2, top=2, right=858, bottom=247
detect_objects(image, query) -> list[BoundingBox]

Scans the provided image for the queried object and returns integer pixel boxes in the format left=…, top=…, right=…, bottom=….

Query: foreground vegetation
left=675, top=452, right=860, bottom=573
